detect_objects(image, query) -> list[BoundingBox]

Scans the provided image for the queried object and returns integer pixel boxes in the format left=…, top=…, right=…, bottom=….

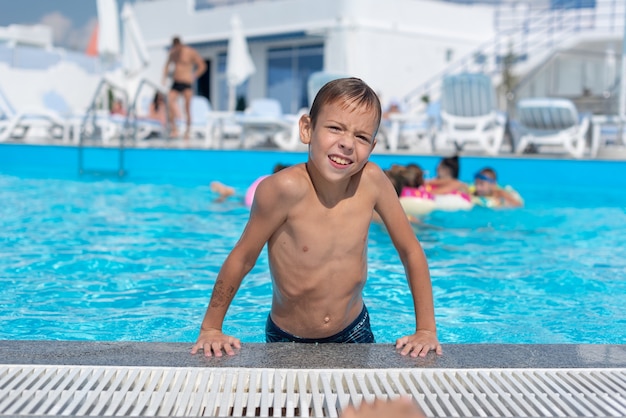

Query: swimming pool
left=1, top=144, right=625, bottom=344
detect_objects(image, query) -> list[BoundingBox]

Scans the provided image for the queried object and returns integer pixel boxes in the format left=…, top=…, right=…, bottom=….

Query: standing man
left=162, top=36, right=207, bottom=139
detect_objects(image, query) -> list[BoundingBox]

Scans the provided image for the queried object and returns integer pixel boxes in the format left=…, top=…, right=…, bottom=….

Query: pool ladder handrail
left=78, top=77, right=129, bottom=177
left=78, top=77, right=171, bottom=177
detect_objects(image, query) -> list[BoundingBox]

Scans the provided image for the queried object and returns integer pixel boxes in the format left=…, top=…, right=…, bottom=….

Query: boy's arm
left=191, top=174, right=293, bottom=357
left=372, top=166, right=442, bottom=357
left=191, top=242, right=262, bottom=357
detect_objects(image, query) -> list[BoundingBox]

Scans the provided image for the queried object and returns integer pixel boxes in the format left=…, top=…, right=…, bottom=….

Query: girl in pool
left=423, top=155, right=469, bottom=197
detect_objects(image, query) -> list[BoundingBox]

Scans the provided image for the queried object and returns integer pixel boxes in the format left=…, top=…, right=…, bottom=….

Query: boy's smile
left=328, top=154, right=353, bottom=168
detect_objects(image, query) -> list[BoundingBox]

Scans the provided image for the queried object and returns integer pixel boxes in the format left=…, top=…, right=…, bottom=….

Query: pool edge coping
left=1, top=341, right=625, bottom=369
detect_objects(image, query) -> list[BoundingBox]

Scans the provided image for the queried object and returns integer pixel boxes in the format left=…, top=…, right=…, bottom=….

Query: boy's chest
left=288, top=198, right=373, bottom=244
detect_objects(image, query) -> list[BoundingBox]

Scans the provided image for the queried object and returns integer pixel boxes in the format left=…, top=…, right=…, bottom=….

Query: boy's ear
left=299, top=114, right=312, bottom=145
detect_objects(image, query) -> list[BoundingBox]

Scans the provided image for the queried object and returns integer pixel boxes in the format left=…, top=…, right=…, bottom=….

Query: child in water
left=423, top=155, right=470, bottom=198
left=471, top=167, right=523, bottom=207
left=210, top=163, right=290, bottom=204
left=192, top=77, right=441, bottom=358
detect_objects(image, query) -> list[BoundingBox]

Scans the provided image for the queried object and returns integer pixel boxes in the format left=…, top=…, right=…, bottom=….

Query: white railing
left=402, top=0, right=625, bottom=113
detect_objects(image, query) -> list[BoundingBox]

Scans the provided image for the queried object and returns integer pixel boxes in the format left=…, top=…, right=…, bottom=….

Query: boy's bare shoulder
left=256, top=164, right=310, bottom=202
left=362, top=161, right=386, bottom=183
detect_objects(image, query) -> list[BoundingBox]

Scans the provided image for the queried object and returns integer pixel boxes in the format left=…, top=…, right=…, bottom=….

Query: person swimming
left=470, top=167, right=523, bottom=208
left=423, top=155, right=469, bottom=198
left=210, top=163, right=290, bottom=204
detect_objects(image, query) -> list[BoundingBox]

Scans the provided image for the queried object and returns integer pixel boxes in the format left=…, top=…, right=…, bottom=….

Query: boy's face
left=300, top=99, right=378, bottom=182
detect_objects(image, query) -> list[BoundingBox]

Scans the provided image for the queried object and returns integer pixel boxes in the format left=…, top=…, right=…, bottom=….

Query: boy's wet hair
left=309, top=77, right=382, bottom=135
left=440, top=155, right=460, bottom=179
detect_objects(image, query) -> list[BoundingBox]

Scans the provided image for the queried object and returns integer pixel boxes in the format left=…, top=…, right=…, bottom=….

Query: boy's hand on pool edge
left=191, top=328, right=241, bottom=357
left=395, top=330, right=442, bottom=357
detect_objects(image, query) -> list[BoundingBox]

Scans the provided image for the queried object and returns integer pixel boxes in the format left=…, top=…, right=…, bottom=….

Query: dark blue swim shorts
left=265, top=304, right=375, bottom=343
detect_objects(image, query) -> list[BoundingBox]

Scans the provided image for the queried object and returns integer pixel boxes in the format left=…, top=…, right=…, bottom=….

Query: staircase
left=402, top=0, right=625, bottom=114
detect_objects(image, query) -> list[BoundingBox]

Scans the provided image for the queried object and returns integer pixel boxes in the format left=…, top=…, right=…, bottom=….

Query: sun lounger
left=514, top=97, right=590, bottom=158
left=234, top=98, right=300, bottom=150
left=436, top=72, right=506, bottom=155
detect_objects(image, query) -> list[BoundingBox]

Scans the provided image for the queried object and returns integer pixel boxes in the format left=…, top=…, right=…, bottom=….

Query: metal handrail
left=126, top=78, right=170, bottom=142
left=78, top=77, right=129, bottom=177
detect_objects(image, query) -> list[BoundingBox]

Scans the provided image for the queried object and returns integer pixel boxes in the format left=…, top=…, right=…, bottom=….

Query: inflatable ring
left=245, top=175, right=269, bottom=207
left=470, top=185, right=523, bottom=208
left=399, top=196, right=437, bottom=217
left=433, top=192, right=473, bottom=211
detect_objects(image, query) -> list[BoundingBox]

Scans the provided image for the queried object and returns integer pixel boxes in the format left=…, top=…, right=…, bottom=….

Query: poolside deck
left=1, top=342, right=625, bottom=417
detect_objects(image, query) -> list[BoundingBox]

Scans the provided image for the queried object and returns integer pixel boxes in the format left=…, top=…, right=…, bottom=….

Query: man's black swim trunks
left=171, top=80, right=192, bottom=92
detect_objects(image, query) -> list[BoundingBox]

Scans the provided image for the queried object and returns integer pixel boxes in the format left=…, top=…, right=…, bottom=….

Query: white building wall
left=134, top=0, right=496, bottom=108
left=321, top=0, right=495, bottom=104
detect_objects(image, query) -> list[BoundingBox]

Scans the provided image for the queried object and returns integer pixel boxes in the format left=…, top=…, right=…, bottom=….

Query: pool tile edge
left=1, top=341, right=625, bottom=369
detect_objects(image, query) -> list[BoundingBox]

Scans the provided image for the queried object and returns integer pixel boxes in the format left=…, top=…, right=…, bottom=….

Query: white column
left=618, top=6, right=626, bottom=145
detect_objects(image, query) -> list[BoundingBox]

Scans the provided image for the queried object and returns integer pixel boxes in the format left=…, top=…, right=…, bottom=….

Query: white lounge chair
left=184, top=95, right=218, bottom=146
left=168, top=95, right=235, bottom=148
left=75, top=96, right=129, bottom=145
left=235, top=98, right=300, bottom=150
left=589, top=114, right=626, bottom=158
left=194, top=95, right=238, bottom=148
left=0, top=61, right=117, bottom=145
left=121, top=93, right=164, bottom=142
left=514, top=97, right=590, bottom=158
left=436, top=72, right=506, bottom=155
left=0, top=85, right=69, bottom=143
left=383, top=101, right=439, bottom=152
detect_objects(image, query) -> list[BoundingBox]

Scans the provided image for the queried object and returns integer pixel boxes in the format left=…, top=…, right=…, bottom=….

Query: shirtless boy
left=191, top=78, right=442, bottom=358
left=162, top=36, right=207, bottom=139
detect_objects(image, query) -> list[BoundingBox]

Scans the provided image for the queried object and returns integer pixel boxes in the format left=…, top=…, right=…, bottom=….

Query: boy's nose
left=338, top=136, right=354, bottom=152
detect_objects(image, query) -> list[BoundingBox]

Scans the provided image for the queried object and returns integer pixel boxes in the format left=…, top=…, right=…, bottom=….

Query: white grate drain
left=0, top=365, right=625, bottom=417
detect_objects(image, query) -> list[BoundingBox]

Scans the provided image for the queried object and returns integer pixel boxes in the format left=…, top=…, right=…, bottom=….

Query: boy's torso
left=265, top=163, right=378, bottom=338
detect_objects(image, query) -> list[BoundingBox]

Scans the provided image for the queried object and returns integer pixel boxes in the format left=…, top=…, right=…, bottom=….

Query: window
left=550, top=0, right=596, bottom=9
left=267, top=44, right=323, bottom=114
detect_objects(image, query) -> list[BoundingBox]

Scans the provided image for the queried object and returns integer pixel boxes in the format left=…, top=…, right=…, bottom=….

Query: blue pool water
left=1, top=145, right=625, bottom=344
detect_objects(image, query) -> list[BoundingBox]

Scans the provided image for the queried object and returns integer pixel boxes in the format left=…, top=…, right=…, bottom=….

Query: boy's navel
left=302, top=245, right=309, bottom=252
left=324, top=316, right=330, bottom=323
